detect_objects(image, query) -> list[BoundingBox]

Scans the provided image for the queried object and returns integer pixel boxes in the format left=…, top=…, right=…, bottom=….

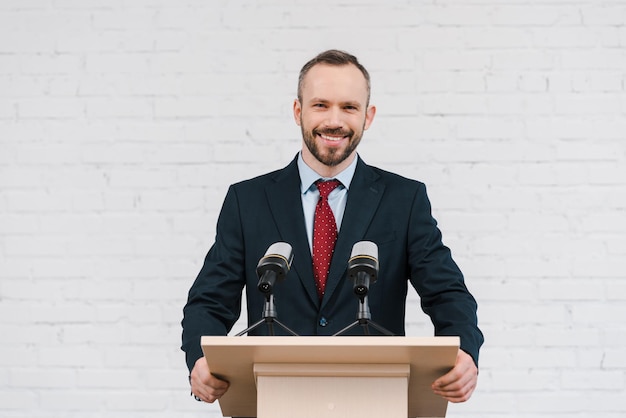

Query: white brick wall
left=1, top=1, right=625, bottom=417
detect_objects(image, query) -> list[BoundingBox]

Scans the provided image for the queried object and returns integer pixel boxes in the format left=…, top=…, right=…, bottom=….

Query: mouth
left=318, top=133, right=348, bottom=142
left=314, top=128, right=352, bottom=145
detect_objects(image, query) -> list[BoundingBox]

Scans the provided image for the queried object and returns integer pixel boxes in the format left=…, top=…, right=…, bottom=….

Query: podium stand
left=201, top=336, right=459, bottom=418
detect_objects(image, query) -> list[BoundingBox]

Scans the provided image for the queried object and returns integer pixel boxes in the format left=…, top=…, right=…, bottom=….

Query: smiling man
left=182, top=50, right=484, bottom=408
left=295, top=59, right=375, bottom=176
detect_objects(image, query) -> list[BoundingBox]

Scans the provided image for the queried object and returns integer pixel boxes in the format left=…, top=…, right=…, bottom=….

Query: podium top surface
left=201, top=336, right=459, bottom=418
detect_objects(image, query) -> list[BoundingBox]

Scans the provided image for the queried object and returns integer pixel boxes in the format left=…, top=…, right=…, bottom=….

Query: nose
left=324, top=106, right=343, bottom=128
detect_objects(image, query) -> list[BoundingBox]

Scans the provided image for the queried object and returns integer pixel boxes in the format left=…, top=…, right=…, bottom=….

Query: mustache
left=313, top=127, right=353, bottom=137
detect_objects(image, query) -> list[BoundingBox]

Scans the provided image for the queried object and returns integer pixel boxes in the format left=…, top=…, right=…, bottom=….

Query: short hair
left=297, top=49, right=371, bottom=105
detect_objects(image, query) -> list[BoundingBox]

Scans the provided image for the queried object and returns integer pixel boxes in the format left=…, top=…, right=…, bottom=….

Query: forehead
left=300, top=63, right=369, bottom=103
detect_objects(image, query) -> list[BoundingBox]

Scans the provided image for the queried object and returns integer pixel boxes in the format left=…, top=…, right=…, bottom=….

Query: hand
left=190, top=357, right=230, bottom=403
left=431, top=349, right=478, bottom=403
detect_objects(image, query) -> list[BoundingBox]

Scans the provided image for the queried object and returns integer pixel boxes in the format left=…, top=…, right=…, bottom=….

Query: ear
left=364, top=104, right=376, bottom=130
left=293, top=98, right=302, bottom=126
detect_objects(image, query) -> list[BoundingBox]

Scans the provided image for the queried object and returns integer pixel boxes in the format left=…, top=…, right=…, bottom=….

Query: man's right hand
left=190, top=357, right=230, bottom=403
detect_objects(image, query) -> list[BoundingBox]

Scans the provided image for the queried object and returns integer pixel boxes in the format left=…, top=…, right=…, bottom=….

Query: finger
left=191, top=375, right=229, bottom=402
left=190, top=357, right=231, bottom=402
left=433, top=373, right=474, bottom=395
left=192, top=384, right=227, bottom=403
left=433, top=372, right=476, bottom=403
left=433, top=367, right=472, bottom=391
left=207, top=374, right=230, bottom=390
left=432, top=368, right=462, bottom=389
left=432, top=351, right=476, bottom=389
left=436, top=381, right=476, bottom=403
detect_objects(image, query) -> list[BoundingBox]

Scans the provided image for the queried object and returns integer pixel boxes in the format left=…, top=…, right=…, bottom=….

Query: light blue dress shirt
left=297, top=152, right=358, bottom=253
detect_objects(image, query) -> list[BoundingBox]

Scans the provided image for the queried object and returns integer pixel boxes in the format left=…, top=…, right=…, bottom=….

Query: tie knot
left=316, top=179, right=341, bottom=199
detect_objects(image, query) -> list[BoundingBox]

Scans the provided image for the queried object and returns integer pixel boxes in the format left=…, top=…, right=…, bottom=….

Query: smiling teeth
left=320, top=134, right=344, bottom=141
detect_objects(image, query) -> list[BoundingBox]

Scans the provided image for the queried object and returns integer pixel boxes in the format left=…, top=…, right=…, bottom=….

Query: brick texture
left=1, top=1, right=625, bottom=417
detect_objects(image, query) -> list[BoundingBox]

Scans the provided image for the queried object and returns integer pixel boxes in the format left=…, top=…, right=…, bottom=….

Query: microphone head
left=347, top=241, right=379, bottom=282
left=256, top=242, right=294, bottom=278
left=264, top=242, right=294, bottom=268
left=350, top=241, right=378, bottom=260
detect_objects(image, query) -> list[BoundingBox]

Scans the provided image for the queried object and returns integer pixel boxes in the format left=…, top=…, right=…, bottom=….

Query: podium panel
left=255, top=363, right=409, bottom=418
left=201, top=336, right=459, bottom=418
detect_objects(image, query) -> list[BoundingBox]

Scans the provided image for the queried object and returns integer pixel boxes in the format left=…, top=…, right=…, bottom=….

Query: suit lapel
left=265, top=157, right=319, bottom=305
left=322, top=158, right=384, bottom=308
left=265, top=156, right=385, bottom=309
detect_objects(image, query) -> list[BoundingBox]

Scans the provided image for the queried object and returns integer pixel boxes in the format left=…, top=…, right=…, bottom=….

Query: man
left=182, top=49, right=484, bottom=406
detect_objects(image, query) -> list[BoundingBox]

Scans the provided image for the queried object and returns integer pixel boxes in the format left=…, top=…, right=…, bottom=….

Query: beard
left=300, top=123, right=364, bottom=167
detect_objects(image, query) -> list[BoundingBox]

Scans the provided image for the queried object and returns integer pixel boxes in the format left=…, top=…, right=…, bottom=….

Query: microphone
left=256, top=242, right=294, bottom=294
left=347, top=241, right=379, bottom=298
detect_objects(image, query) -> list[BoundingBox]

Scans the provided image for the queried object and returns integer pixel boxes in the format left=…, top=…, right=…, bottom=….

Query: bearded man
left=182, top=49, right=484, bottom=407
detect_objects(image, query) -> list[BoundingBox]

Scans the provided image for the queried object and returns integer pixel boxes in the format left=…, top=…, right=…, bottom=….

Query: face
left=294, top=64, right=376, bottom=175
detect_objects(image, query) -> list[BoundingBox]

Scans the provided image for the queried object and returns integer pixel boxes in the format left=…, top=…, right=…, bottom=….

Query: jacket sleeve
left=181, top=185, right=247, bottom=373
left=407, top=183, right=484, bottom=366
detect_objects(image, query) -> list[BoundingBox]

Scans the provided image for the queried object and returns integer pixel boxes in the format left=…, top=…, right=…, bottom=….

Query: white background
left=1, top=0, right=625, bottom=417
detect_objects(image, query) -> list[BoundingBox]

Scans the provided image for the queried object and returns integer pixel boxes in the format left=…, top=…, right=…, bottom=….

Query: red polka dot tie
left=312, top=179, right=341, bottom=299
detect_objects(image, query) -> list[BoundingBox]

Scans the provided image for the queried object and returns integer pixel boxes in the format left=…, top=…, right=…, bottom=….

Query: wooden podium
left=201, top=336, right=459, bottom=418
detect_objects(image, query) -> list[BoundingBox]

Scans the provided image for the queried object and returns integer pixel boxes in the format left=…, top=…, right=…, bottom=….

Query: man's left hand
left=431, top=349, right=478, bottom=403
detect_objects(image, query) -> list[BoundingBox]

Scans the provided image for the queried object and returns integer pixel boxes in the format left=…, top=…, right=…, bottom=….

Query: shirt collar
left=297, top=152, right=358, bottom=194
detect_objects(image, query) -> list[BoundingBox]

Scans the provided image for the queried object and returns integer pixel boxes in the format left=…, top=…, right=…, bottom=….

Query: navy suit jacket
left=182, top=156, right=483, bottom=372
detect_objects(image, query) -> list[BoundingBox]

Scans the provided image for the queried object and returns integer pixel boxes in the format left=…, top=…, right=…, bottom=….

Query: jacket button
left=319, top=317, right=328, bottom=327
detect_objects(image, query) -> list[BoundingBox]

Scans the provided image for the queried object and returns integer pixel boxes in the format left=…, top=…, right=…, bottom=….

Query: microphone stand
left=235, top=293, right=299, bottom=336
left=333, top=295, right=395, bottom=336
